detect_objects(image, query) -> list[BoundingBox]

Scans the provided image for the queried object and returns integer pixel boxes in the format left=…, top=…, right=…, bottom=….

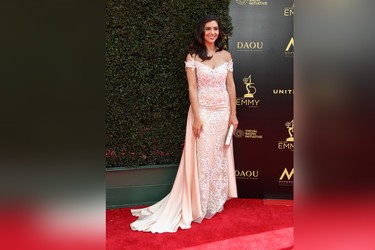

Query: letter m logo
left=285, top=37, right=294, bottom=51
left=279, top=168, right=294, bottom=180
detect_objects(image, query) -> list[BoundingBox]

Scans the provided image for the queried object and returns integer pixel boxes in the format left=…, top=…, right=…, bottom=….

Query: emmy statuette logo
left=277, top=119, right=294, bottom=151
left=236, top=75, right=260, bottom=108
left=285, top=120, right=294, bottom=142
left=243, top=75, right=256, bottom=98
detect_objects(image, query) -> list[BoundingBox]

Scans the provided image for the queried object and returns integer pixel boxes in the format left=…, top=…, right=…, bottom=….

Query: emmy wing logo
left=236, top=75, right=260, bottom=108
left=277, top=119, right=294, bottom=151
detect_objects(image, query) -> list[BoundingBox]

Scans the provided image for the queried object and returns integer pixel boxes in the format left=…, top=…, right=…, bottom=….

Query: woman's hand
left=229, top=114, right=239, bottom=135
left=193, top=117, right=203, bottom=138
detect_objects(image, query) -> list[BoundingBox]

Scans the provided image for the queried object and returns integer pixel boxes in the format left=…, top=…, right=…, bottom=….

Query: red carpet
left=106, top=198, right=293, bottom=249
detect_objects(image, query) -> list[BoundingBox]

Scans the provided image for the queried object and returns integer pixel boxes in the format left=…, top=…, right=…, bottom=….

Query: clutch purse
left=224, top=124, right=234, bottom=146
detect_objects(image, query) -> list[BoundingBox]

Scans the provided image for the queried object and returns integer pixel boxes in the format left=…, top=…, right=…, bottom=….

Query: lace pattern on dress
left=227, top=60, right=233, bottom=72
left=192, top=57, right=233, bottom=220
left=196, top=107, right=230, bottom=220
left=185, top=60, right=196, bottom=71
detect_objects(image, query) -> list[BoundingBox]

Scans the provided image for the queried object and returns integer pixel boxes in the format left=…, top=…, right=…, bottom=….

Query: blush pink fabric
left=130, top=60, right=237, bottom=233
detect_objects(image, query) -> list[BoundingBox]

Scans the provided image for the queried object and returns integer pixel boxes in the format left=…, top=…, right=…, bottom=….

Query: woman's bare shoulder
left=220, top=50, right=233, bottom=61
left=222, top=50, right=232, bottom=61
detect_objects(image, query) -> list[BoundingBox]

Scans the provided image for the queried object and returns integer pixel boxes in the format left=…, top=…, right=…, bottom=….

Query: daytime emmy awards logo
left=284, top=3, right=294, bottom=16
left=278, top=119, right=294, bottom=151
left=279, top=168, right=294, bottom=186
left=236, top=75, right=260, bottom=108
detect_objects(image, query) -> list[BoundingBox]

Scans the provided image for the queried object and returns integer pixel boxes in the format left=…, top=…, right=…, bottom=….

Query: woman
left=130, top=15, right=238, bottom=233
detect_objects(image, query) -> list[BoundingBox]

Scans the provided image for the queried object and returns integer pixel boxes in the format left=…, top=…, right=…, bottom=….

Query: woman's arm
left=224, top=52, right=239, bottom=133
left=186, top=54, right=203, bottom=138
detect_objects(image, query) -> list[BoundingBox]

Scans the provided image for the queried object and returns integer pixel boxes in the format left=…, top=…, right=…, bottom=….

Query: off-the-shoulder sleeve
left=227, top=60, right=233, bottom=72
left=185, top=60, right=196, bottom=71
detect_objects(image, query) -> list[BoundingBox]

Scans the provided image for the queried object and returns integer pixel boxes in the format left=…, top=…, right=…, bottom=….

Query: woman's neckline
left=195, top=60, right=231, bottom=70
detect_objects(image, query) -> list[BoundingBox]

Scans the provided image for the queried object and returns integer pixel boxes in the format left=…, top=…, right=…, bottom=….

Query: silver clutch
left=224, top=124, right=234, bottom=146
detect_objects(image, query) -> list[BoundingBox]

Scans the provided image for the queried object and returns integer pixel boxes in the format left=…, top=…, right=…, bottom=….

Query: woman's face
left=203, top=20, right=219, bottom=44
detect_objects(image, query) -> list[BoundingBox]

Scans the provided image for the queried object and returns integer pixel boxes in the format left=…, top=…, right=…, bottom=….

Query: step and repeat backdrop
left=229, top=0, right=294, bottom=199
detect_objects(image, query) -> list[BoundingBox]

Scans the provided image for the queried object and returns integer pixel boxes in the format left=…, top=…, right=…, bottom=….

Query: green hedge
left=106, top=0, right=232, bottom=168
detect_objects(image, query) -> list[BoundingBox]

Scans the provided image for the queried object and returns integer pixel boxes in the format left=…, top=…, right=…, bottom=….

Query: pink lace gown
left=130, top=59, right=237, bottom=233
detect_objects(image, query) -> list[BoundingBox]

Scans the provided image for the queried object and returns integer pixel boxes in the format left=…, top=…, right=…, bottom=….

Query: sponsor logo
left=285, top=37, right=294, bottom=57
left=234, top=129, right=245, bottom=138
left=236, top=170, right=259, bottom=180
left=273, top=89, right=294, bottom=95
left=278, top=120, right=294, bottom=151
left=236, top=75, right=260, bottom=108
left=235, top=0, right=248, bottom=5
left=234, top=129, right=263, bottom=139
left=279, top=168, right=294, bottom=186
left=236, top=0, right=268, bottom=6
left=237, top=41, right=263, bottom=52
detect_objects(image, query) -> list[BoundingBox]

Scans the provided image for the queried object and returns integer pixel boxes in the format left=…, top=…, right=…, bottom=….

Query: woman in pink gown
left=130, top=15, right=239, bottom=233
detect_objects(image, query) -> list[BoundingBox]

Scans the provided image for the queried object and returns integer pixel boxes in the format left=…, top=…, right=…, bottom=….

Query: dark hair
left=188, top=15, right=225, bottom=61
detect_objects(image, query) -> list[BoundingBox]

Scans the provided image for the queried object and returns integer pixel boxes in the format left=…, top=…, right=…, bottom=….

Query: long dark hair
left=188, top=15, right=225, bottom=61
